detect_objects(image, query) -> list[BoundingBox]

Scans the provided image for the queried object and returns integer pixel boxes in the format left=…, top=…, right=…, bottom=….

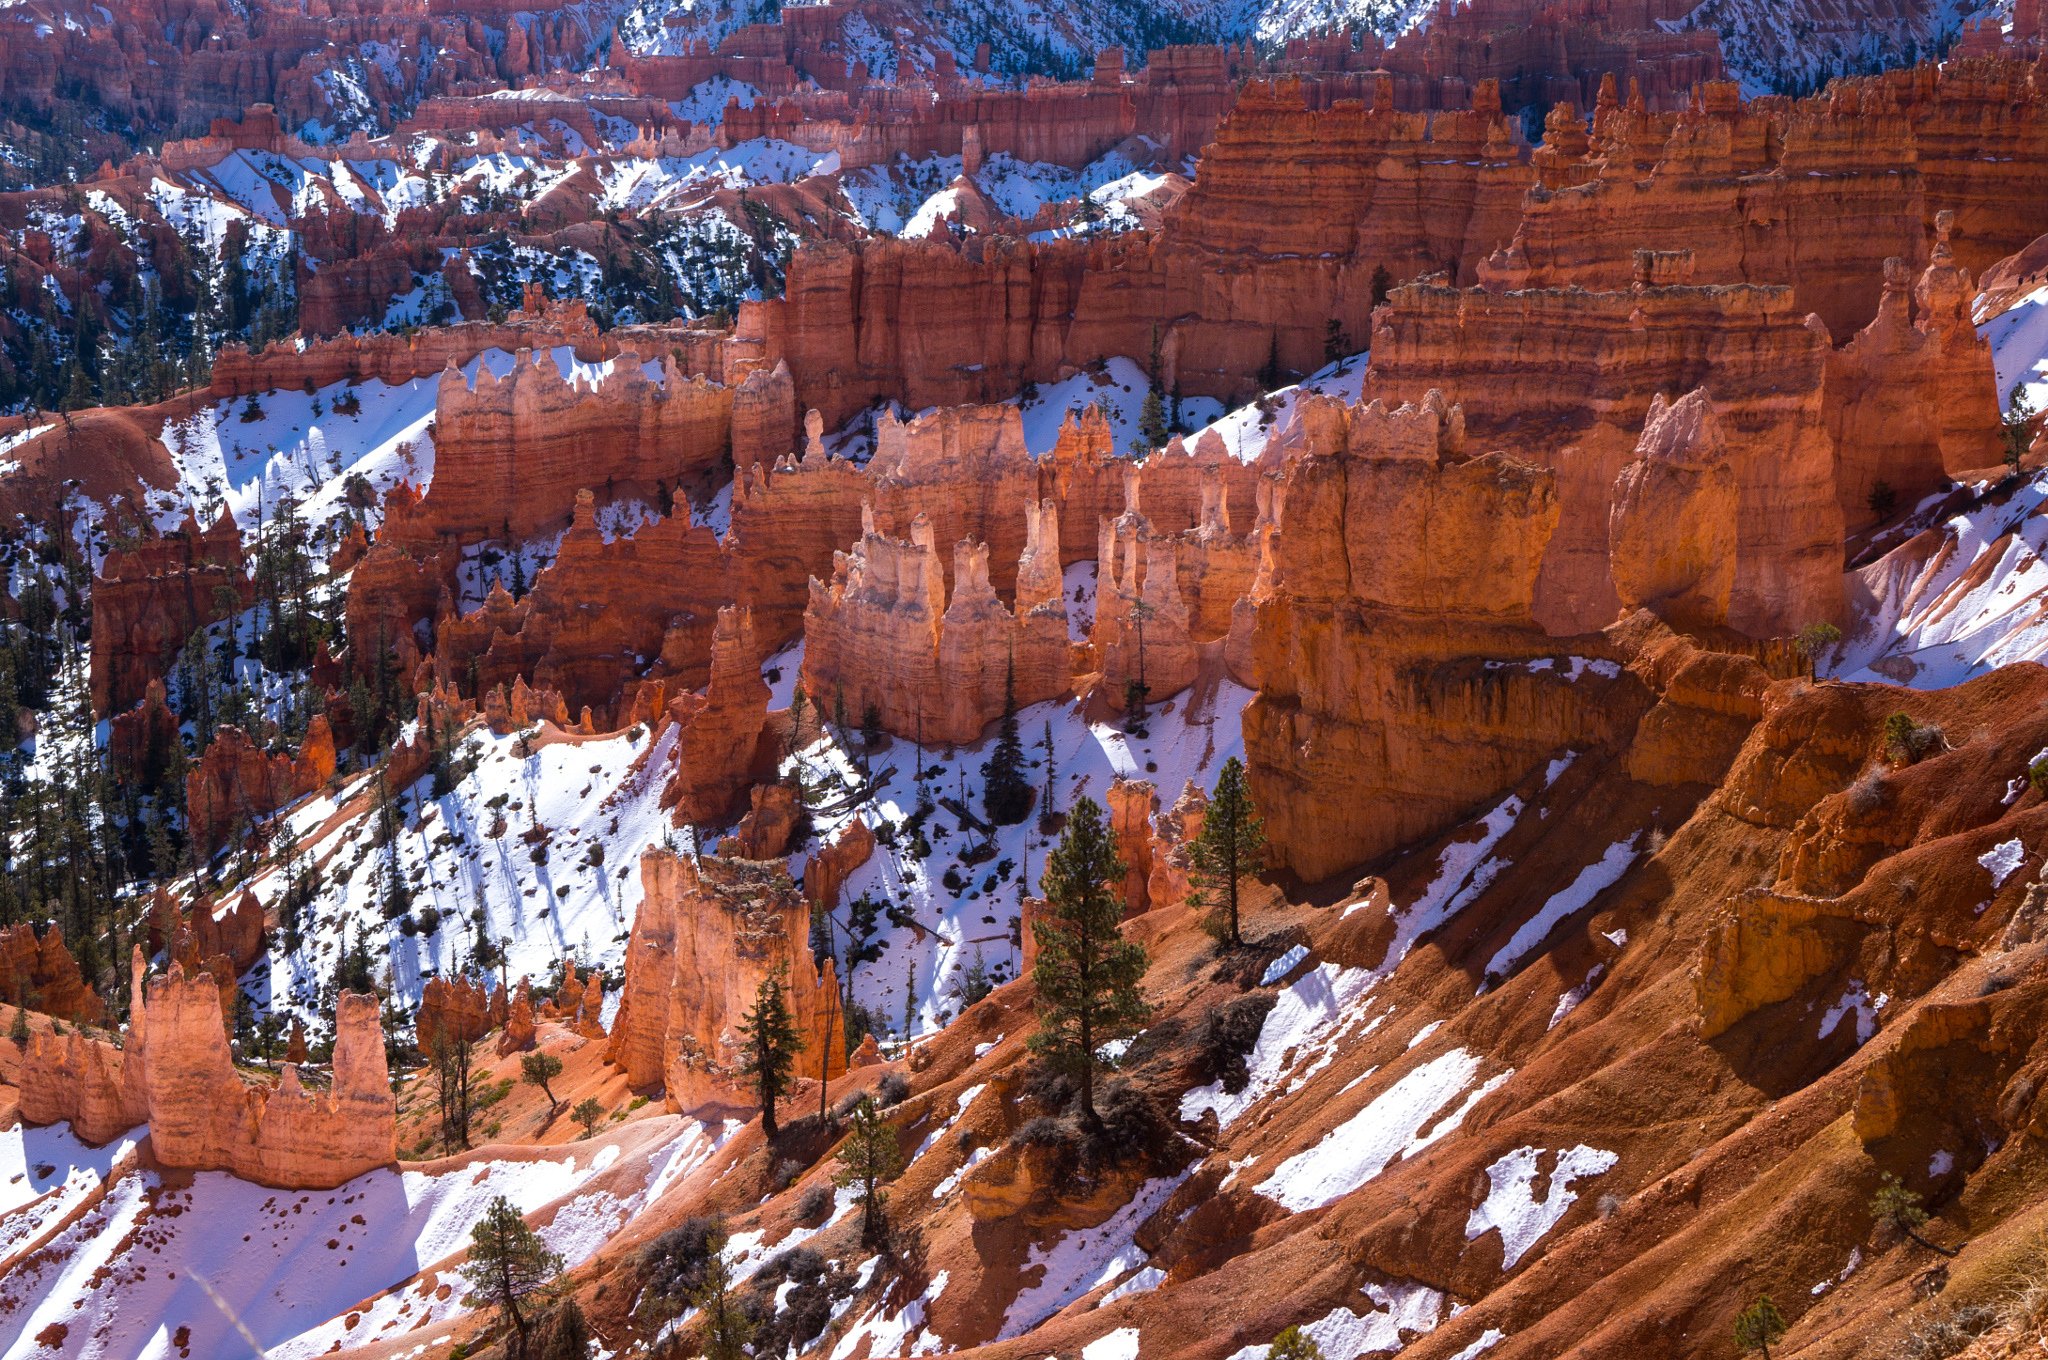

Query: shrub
left=794, top=1182, right=835, bottom=1226
left=1883, top=713, right=1944, bottom=766
left=875, top=1071, right=910, bottom=1107
left=1846, top=767, right=1887, bottom=815
left=1010, top=1115, right=1068, bottom=1149
left=1088, top=1081, right=1171, bottom=1166
left=1196, top=993, right=1278, bottom=1095
left=641, top=1215, right=724, bottom=1308
left=1795, top=621, right=1842, bottom=662
left=1900, top=1304, right=1997, bottom=1360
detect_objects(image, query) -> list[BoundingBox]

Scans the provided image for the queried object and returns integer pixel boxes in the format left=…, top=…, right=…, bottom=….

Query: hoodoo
left=12, top=12, right=2048, bottom=1360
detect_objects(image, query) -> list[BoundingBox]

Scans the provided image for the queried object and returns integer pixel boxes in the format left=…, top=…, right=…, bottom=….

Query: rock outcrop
left=1607, top=389, right=1739, bottom=630
left=663, top=605, right=773, bottom=827
left=20, top=951, right=395, bottom=1188
left=1242, top=391, right=1648, bottom=880
left=185, top=722, right=332, bottom=858
left=607, top=849, right=845, bottom=1111
left=90, top=511, right=252, bottom=717
left=0, top=922, right=106, bottom=1024
left=802, top=505, right=1071, bottom=745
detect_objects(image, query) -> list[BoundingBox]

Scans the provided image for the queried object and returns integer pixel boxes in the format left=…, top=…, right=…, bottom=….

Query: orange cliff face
left=605, top=848, right=845, bottom=1112
left=20, top=952, right=396, bottom=1189
left=1364, top=270, right=1849, bottom=638
left=1241, top=391, right=1642, bottom=882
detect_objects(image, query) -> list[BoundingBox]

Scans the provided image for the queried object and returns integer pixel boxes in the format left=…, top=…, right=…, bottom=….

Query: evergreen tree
left=685, top=1220, right=753, bottom=1360
left=1733, top=1295, right=1786, bottom=1360
left=1871, top=1172, right=1957, bottom=1256
left=739, top=972, right=804, bottom=1137
left=571, top=1097, right=604, bottom=1138
left=833, top=1093, right=905, bottom=1248
left=982, top=657, right=1031, bottom=826
left=1270, top=1326, right=1326, bottom=1360
left=1189, top=757, right=1267, bottom=948
left=458, top=1195, right=563, bottom=1360
left=1138, top=388, right=1167, bottom=449
left=520, top=1049, right=564, bottom=1115
left=1029, top=796, right=1149, bottom=1126
left=1038, top=719, right=1059, bottom=833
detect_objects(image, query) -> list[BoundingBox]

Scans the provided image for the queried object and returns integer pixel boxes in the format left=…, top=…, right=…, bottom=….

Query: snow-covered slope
left=0, top=1116, right=723, bottom=1360
left=1666, top=0, right=1995, bottom=95
left=1832, top=280, right=2048, bottom=686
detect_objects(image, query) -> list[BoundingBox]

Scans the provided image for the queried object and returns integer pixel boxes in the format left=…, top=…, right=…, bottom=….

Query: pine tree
left=1189, top=757, right=1267, bottom=948
left=1270, top=1326, right=1326, bottom=1360
left=1038, top=719, right=1059, bottom=833
left=686, top=1219, right=754, bottom=1359
left=458, top=1195, right=563, bottom=1359
left=520, top=1049, right=564, bottom=1115
left=739, top=973, right=804, bottom=1138
left=833, top=1093, right=905, bottom=1248
left=1138, top=388, right=1167, bottom=449
left=1029, top=796, right=1150, bottom=1126
left=982, top=657, right=1031, bottom=826
left=1733, top=1295, right=1786, bottom=1359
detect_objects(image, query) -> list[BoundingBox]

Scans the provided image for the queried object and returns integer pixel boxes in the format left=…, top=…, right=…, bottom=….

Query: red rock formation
left=498, top=980, right=537, bottom=1055
left=107, top=679, right=181, bottom=787
left=417, top=975, right=495, bottom=1052
left=1242, top=392, right=1648, bottom=880
left=723, top=783, right=801, bottom=860
left=1146, top=779, right=1209, bottom=913
left=606, top=849, right=845, bottom=1109
left=1365, top=270, right=1844, bottom=637
left=802, top=504, right=1071, bottom=745
left=187, top=890, right=266, bottom=975
left=91, top=511, right=252, bottom=717
left=804, top=817, right=876, bottom=911
left=746, top=79, right=1535, bottom=427
left=0, top=923, right=106, bottom=1025
left=405, top=348, right=733, bottom=545
left=1824, top=218, right=2005, bottom=528
left=1607, top=389, right=1739, bottom=631
left=663, top=605, right=773, bottom=827
left=1093, top=482, right=1198, bottom=713
left=1105, top=777, right=1159, bottom=915
left=185, top=725, right=328, bottom=858
left=20, top=950, right=395, bottom=1187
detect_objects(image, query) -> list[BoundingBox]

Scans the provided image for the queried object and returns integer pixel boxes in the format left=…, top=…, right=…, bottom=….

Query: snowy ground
left=791, top=674, right=1252, bottom=1040
left=1182, top=353, right=1369, bottom=462
left=238, top=718, right=679, bottom=1036
left=0, top=1118, right=722, bottom=1360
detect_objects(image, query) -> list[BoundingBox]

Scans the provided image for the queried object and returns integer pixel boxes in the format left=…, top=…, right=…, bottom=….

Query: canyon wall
left=1241, top=392, right=1649, bottom=881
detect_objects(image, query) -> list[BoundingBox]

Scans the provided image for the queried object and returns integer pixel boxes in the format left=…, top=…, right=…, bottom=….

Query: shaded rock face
left=1493, top=63, right=2048, bottom=337
left=90, top=512, right=252, bottom=718
left=1364, top=276, right=1845, bottom=637
left=663, top=605, right=773, bottom=828
left=184, top=723, right=332, bottom=858
left=410, top=348, right=734, bottom=546
left=607, top=849, right=845, bottom=1110
left=0, top=923, right=106, bottom=1025
left=417, top=976, right=496, bottom=1053
left=20, top=951, right=395, bottom=1188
